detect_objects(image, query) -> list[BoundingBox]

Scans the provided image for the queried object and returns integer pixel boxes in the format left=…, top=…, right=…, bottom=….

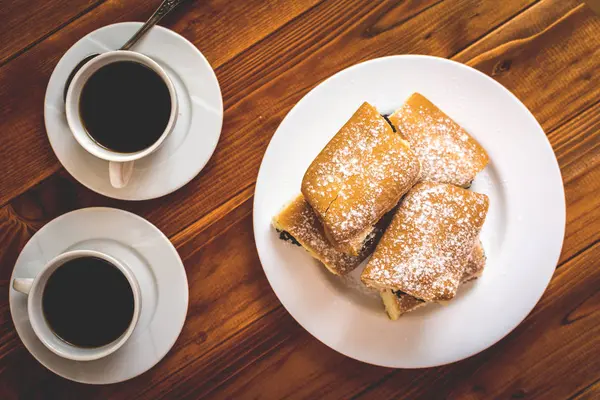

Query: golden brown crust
left=361, top=182, right=489, bottom=302
left=301, top=102, right=421, bottom=251
left=388, top=93, right=489, bottom=187
left=272, top=195, right=372, bottom=275
left=382, top=241, right=487, bottom=319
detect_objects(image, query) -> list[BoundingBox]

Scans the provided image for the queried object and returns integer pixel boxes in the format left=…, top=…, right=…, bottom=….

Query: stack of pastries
left=272, top=94, right=490, bottom=320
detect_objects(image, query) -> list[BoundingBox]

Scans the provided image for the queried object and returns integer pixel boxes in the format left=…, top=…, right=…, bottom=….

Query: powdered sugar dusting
left=389, top=93, right=489, bottom=187
left=362, top=182, right=489, bottom=302
left=302, top=102, right=420, bottom=246
left=390, top=240, right=487, bottom=316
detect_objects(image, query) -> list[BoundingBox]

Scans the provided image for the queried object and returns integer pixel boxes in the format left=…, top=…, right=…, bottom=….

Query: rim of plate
left=253, top=55, right=565, bottom=368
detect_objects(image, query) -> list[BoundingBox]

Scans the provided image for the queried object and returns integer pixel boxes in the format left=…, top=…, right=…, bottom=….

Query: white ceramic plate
left=44, top=22, right=223, bottom=200
left=253, top=55, right=565, bottom=368
left=10, top=208, right=188, bottom=383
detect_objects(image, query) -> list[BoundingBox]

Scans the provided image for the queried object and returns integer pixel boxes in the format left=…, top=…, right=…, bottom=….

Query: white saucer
left=253, top=55, right=565, bottom=368
left=9, top=207, right=188, bottom=384
left=44, top=23, right=223, bottom=200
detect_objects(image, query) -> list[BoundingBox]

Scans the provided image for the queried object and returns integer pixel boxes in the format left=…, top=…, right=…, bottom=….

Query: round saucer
left=44, top=23, right=223, bottom=200
left=9, top=208, right=188, bottom=384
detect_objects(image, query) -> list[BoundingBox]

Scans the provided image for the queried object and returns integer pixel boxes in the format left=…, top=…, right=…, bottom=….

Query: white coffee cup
left=65, top=51, right=178, bottom=189
left=12, top=250, right=141, bottom=361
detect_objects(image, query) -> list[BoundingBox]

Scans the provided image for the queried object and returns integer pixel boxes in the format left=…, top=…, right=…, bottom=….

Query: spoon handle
left=120, top=0, right=186, bottom=51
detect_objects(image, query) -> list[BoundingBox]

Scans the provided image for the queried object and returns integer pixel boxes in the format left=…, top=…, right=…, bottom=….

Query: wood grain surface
left=0, top=0, right=599, bottom=398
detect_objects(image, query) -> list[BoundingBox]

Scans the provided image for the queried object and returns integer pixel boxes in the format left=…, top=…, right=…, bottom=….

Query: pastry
left=272, top=194, right=376, bottom=275
left=388, top=93, right=489, bottom=187
left=302, top=102, right=420, bottom=255
left=380, top=240, right=486, bottom=320
left=361, top=182, right=489, bottom=302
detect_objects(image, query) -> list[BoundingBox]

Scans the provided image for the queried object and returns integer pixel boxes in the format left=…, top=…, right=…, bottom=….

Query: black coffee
left=79, top=61, right=172, bottom=153
left=42, top=257, right=135, bottom=348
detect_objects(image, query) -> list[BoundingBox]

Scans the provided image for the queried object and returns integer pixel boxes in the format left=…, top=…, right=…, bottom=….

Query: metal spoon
left=63, top=0, right=186, bottom=102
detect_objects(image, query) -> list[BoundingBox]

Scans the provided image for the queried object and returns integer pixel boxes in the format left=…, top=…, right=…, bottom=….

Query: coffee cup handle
left=109, top=161, right=135, bottom=188
left=13, top=278, right=34, bottom=295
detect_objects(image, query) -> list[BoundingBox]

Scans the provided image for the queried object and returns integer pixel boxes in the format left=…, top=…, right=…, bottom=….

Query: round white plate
left=44, top=22, right=223, bottom=200
left=10, top=207, right=189, bottom=384
left=253, top=55, right=565, bottom=368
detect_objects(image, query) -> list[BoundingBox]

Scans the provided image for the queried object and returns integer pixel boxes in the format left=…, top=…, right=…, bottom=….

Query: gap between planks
left=0, top=0, right=108, bottom=68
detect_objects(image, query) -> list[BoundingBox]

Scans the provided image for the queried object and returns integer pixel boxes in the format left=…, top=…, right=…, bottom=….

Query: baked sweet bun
left=361, top=182, right=489, bottom=302
left=272, top=194, right=377, bottom=275
left=388, top=93, right=489, bottom=187
left=301, top=102, right=421, bottom=255
left=380, top=240, right=486, bottom=320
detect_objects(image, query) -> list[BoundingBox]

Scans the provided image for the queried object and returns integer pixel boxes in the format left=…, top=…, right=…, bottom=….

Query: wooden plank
left=2, top=96, right=596, bottom=397
left=570, top=380, right=600, bottom=400
left=0, top=0, right=104, bottom=66
left=2, top=0, right=537, bottom=237
left=0, top=0, right=321, bottom=206
left=550, top=102, right=600, bottom=264
left=455, top=0, right=600, bottom=130
left=0, top=0, right=598, bottom=397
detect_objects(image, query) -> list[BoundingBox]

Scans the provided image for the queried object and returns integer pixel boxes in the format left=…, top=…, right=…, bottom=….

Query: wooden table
left=0, top=0, right=599, bottom=398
